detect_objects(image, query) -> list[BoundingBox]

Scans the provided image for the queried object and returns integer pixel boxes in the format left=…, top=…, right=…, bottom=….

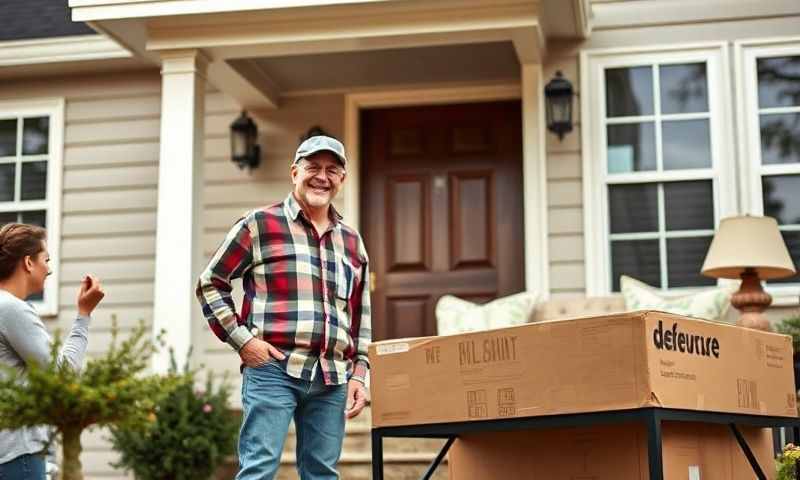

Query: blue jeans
left=0, top=453, right=45, bottom=480
left=237, top=361, right=347, bottom=480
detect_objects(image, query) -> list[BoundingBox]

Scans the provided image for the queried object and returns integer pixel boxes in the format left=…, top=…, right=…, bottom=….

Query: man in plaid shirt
left=196, top=132, right=371, bottom=480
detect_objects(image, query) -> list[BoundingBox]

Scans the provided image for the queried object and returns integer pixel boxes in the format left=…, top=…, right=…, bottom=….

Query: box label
left=737, top=378, right=759, bottom=410
left=652, top=320, right=720, bottom=358
left=458, top=335, right=518, bottom=368
left=376, top=342, right=409, bottom=355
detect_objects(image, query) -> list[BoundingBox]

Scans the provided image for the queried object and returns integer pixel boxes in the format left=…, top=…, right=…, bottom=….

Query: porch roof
left=68, top=0, right=591, bottom=109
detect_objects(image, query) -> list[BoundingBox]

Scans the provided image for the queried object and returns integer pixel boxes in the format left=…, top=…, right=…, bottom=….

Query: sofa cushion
left=435, top=291, right=540, bottom=336
left=620, top=275, right=736, bottom=322
left=531, top=296, right=627, bottom=322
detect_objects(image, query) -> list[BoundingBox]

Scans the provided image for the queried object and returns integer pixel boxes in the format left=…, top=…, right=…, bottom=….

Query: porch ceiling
left=230, top=41, right=520, bottom=95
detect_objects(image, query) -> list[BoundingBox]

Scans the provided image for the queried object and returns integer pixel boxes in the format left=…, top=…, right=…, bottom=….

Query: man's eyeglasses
left=301, top=164, right=345, bottom=179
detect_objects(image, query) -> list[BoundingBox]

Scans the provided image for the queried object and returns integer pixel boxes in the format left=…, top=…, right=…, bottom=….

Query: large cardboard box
left=369, top=311, right=797, bottom=428
left=447, top=422, right=777, bottom=480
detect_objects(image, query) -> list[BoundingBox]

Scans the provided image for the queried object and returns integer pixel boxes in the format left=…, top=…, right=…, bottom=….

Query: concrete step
left=284, top=423, right=448, bottom=455
left=275, top=453, right=449, bottom=480
left=217, top=452, right=450, bottom=480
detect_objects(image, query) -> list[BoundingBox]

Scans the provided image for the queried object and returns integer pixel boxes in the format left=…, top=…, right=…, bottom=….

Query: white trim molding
left=734, top=35, right=800, bottom=304
left=344, top=80, right=550, bottom=297
left=0, top=98, right=65, bottom=317
left=581, top=42, right=737, bottom=296
left=0, top=35, right=131, bottom=67
left=591, top=0, right=800, bottom=32
left=70, top=0, right=394, bottom=21
left=152, top=50, right=207, bottom=372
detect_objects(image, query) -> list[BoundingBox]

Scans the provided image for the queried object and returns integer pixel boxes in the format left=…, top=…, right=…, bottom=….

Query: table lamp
left=701, top=215, right=796, bottom=331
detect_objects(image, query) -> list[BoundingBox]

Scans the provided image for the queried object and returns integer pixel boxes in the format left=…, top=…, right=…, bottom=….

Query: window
left=738, top=39, right=800, bottom=294
left=582, top=44, right=736, bottom=295
left=0, top=99, right=64, bottom=315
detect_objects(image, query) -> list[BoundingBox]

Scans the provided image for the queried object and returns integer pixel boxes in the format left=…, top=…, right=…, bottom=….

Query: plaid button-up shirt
left=196, top=193, right=371, bottom=385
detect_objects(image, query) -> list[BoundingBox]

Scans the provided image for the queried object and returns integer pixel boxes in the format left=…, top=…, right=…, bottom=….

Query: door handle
left=370, top=272, right=377, bottom=293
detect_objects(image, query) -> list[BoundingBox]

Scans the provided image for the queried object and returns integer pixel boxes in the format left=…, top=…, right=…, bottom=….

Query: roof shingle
left=0, top=0, right=96, bottom=42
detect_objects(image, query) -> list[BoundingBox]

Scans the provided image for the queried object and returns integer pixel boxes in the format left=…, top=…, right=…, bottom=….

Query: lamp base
left=731, top=269, right=773, bottom=331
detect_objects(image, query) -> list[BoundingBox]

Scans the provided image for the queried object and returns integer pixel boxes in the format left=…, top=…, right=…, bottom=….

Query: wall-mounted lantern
left=230, top=110, right=260, bottom=170
left=544, top=71, right=574, bottom=141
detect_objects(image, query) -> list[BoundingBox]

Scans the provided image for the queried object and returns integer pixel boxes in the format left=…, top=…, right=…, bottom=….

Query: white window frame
left=581, top=43, right=737, bottom=296
left=735, top=36, right=800, bottom=306
left=0, top=98, right=64, bottom=316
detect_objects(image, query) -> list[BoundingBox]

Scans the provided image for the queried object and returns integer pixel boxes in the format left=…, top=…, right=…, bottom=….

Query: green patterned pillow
left=435, top=292, right=540, bottom=336
left=620, top=275, right=736, bottom=322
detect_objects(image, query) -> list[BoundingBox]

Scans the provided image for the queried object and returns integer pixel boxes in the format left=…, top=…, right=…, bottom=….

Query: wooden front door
left=361, top=101, right=525, bottom=341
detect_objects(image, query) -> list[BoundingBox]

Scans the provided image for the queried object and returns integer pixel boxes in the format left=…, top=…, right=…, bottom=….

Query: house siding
left=544, top=55, right=585, bottom=297
left=0, top=70, right=161, bottom=478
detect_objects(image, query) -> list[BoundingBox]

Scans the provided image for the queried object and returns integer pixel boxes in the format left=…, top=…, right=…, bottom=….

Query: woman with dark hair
left=0, top=223, right=105, bottom=479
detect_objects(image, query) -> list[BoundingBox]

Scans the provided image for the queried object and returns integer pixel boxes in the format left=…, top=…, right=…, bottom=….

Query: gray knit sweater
left=0, top=289, right=90, bottom=464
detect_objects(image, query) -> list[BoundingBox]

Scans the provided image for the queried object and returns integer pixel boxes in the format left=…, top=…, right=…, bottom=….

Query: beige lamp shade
left=701, top=215, right=796, bottom=280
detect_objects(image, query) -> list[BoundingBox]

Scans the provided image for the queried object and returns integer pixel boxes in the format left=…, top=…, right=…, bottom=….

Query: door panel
left=361, top=101, right=525, bottom=341
left=386, top=175, right=430, bottom=271
left=450, top=170, right=494, bottom=269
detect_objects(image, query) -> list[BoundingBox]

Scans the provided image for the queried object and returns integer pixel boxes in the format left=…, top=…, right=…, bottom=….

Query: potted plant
left=0, top=320, right=176, bottom=480
left=777, top=443, right=800, bottom=480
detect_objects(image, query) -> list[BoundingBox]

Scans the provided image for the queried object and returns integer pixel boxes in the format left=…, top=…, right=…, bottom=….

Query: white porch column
left=521, top=62, right=550, bottom=298
left=152, top=49, right=207, bottom=372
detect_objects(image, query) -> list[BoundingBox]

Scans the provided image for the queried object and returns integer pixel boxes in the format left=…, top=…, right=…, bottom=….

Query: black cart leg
left=729, top=424, right=767, bottom=480
left=646, top=411, right=664, bottom=480
left=372, top=429, right=384, bottom=480
left=421, top=436, right=456, bottom=480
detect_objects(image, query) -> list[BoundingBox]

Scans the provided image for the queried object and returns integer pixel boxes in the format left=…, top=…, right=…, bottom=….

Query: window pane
left=664, top=181, right=714, bottom=231
left=662, top=119, right=712, bottom=170
left=660, top=63, right=708, bottom=114
left=607, top=123, right=656, bottom=173
left=21, top=210, right=46, bottom=228
left=0, top=119, right=16, bottom=157
left=0, top=164, right=15, bottom=202
left=21, top=161, right=47, bottom=201
left=666, top=236, right=716, bottom=288
left=757, top=56, right=800, bottom=109
left=760, top=113, right=800, bottom=165
left=609, top=184, right=658, bottom=234
left=768, top=231, right=800, bottom=285
left=605, top=67, right=654, bottom=117
left=763, top=175, right=800, bottom=226
left=22, top=117, right=48, bottom=156
left=611, top=239, right=661, bottom=291
left=0, top=212, right=18, bottom=226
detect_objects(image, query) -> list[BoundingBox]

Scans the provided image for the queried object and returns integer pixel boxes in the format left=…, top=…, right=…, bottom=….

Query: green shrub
left=777, top=314, right=800, bottom=355
left=109, top=356, right=238, bottom=480
left=0, top=320, right=176, bottom=480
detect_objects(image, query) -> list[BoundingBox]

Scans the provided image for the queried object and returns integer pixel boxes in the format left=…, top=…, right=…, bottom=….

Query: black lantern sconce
left=230, top=110, right=261, bottom=170
left=544, top=71, right=574, bottom=141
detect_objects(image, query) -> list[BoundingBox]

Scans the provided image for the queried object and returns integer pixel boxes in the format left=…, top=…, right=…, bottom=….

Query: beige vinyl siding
left=0, top=70, right=162, bottom=478
left=544, top=55, right=585, bottom=297
left=194, top=92, right=345, bottom=409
